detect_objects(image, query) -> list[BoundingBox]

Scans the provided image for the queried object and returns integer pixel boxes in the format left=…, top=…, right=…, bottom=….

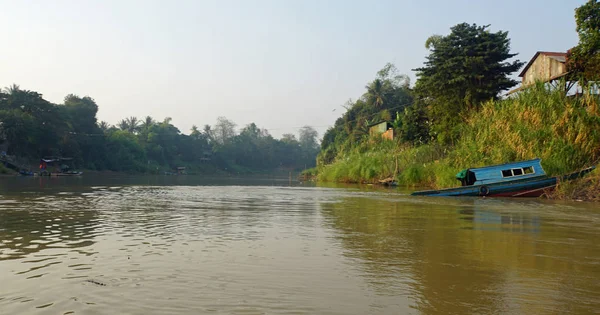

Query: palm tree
left=98, top=121, right=110, bottom=133
left=190, top=125, right=201, bottom=140
left=125, top=116, right=140, bottom=133
left=4, top=84, right=20, bottom=95
left=365, top=79, right=385, bottom=108
left=203, top=124, right=213, bottom=143
left=140, top=116, right=155, bottom=133
left=117, top=119, right=129, bottom=131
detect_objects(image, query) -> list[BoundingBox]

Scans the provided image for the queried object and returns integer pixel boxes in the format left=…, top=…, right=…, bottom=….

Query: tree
left=400, top=101, right=430, bottom=145
left=281, top=133, right=298, bottom=144
left=118, top=116, right=140, bottom=133
left=414, top=23, right=523, bottom=144
left=0, top=85, right=64, bottom=157
left=140, top=116, right=155, bottom=134
left=213, top=116, right=236, bottom=145
left=298, top=126, right=319, bottom=168
left=203, top=124, right=214, bottom=143
left=239, top=123, right=264, bottom=140
left=566, top=0, right=600, bottom=82
left=98, top=121, right=110, bottom=133
left=299, top=126, right=319, bottom=151
left=63, top=94, right=99, bottom=133
left=365, top=79, right=386, bottom=108
left=190, top=125, right=202, bottom=140
left=126, top=116, right=140, bottom=133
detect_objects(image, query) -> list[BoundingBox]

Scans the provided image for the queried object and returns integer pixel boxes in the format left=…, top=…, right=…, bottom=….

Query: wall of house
left=368, top=122, right=394, bottom=140
left=369, top=122, right=388, bottom=135
left=382, top=129, right=394, bottom=141
left=523, top=55, right=567, bottom=86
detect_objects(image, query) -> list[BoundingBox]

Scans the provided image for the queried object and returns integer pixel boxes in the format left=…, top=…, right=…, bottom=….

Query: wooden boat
left=38, top=157, right=83, bottom=176
left=50, top=171, right=83, bottom=176
left=411, top=158, right=595, bottom=197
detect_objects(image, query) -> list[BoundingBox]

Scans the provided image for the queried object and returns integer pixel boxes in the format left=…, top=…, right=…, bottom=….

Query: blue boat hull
left=412, top=167, right=595, bottom=197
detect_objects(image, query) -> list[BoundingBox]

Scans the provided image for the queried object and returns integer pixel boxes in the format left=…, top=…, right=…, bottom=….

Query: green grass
left=318, top=140, right=447, bottom=184
left=448, top=83, right=599, bottom=176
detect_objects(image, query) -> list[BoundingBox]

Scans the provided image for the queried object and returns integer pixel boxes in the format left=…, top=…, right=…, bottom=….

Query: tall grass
left=450, top=83, right=600, bottom=175
left=317, top=138, right=449, bottom=184
left=318, top=83, right=600, bottom=195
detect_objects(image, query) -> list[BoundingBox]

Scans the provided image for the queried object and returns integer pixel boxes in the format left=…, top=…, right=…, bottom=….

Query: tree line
left=0, top=87, right=319, bottom=173
left=319, top=0, right=600, bottom=166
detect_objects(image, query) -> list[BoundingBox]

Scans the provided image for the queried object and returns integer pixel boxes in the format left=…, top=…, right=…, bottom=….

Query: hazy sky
left=0, top=0, right=586, bottom=138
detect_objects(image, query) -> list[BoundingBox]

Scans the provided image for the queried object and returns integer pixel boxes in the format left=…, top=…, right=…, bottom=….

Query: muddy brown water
left=0, top=175, right=599, bottom=314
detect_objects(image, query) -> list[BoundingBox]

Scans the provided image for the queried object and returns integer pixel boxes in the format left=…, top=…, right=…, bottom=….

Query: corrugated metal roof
left=518, top=51, right=567, bottom=77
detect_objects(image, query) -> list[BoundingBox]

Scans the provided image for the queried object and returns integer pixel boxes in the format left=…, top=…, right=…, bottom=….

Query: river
left=0, top=175, right=599, bottom=314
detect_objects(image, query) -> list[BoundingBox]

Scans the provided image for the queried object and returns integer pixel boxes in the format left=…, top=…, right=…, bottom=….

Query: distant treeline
left=0, top=86, right=319, bottom=173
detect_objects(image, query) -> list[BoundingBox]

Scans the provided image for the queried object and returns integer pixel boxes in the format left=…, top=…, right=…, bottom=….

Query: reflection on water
left=0, top=176, right=599, bottom=314
left=321, top=196, right=600, bottom=314
left=0, top=197, right=99, bottom=261
left=458, top=200, right=541, bottom=233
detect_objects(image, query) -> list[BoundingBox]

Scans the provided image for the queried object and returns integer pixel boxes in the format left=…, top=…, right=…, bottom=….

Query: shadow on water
left=319, top=195, right=600, bottom=314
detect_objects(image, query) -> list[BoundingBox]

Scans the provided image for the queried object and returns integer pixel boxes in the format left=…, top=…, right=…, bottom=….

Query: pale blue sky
left=0, top=0, right=586, bottom=138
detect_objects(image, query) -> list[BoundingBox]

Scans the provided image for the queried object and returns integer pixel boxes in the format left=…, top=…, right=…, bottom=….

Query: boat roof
left=466, top=158, right=546, bottom=185
left=468, top=158, right=542, bottom=172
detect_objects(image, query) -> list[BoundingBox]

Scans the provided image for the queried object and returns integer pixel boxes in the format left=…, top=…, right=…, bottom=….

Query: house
left=507, top=51, right=569, bottom=95
left=368, top=121, right=394, bottom=140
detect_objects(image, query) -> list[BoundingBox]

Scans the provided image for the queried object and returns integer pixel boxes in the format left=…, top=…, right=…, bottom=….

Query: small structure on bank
left=38, top=157, right=82, bottom=176
left=164, top=166, right=187, bottom=175
left=368, top=121, right=394, bottom=140
left=508, top=51, right=572, bottom=95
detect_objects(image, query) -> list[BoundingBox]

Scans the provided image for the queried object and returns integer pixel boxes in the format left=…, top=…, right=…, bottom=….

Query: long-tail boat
left=411, top=158, right=595, bottom=197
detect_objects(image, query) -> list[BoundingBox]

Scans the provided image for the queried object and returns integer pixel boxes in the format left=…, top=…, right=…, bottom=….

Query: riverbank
left=2, top=163, right=306, bottom=179
left=316, top=85, right=600, bottom=201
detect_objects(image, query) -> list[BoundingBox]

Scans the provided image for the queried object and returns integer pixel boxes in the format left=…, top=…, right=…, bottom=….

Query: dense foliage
left=414, top=23, right=524, bottom=144
left=318, top=64, right=414, bottom=165
left=0, top=86, right=318, bottom=174
left=567, top=0, right=600, bottom=82
left=319, top=22, right=523, bottom=167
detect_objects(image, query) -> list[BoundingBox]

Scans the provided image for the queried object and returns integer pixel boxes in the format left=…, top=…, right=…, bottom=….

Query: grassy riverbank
left=317, top=85, right=600, bottom=200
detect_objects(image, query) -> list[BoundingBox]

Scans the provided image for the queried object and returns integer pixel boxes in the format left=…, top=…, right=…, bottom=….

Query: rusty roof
left=518, top=51, right=567, bottom=77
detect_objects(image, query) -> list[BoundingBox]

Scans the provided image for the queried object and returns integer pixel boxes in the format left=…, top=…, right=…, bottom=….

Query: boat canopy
left=40, top=157, right=73, bottom=163
left=457, top=158, right=546, bottom=186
